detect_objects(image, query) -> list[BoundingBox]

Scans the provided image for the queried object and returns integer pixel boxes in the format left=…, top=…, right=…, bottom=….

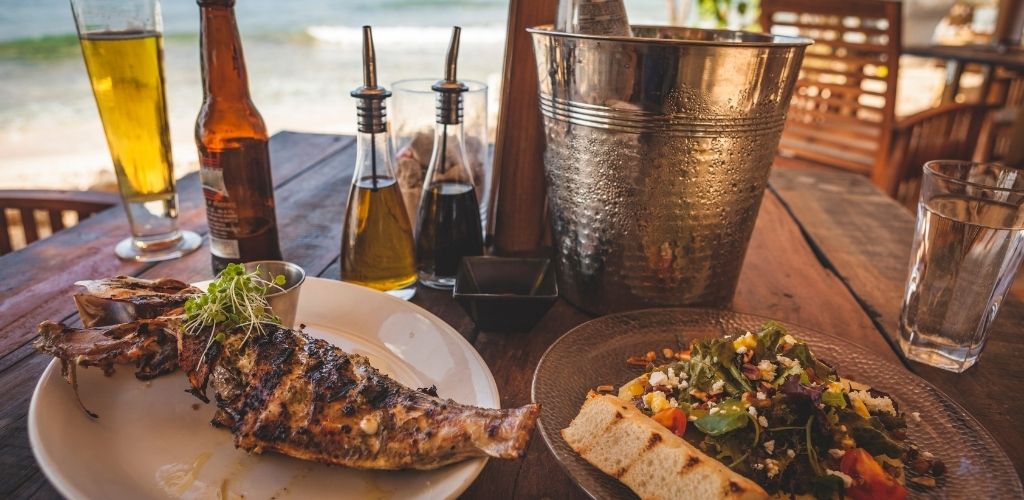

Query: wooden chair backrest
left=0, top=190, right=118, bottom=255
left=879, top=103, right=992, bottom=207
left=762, top=0, right=902, bottom=176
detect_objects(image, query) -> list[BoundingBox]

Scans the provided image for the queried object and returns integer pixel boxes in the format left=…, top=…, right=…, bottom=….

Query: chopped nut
left=595, top=384, right=614, bottom=393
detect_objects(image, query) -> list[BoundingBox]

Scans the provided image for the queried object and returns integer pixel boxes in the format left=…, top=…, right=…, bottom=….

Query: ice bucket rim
left=526, top=24, right=812, bottom=48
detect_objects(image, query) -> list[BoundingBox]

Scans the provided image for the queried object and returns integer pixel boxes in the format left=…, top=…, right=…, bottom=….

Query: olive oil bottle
left=340, top=27, right=417, bottom=296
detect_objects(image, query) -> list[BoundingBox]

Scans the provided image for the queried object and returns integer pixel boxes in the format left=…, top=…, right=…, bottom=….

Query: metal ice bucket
left=529, top=25, right=810, bottom=314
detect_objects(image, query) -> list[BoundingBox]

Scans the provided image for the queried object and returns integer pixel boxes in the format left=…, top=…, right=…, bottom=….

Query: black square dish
left=454, top=257, right=558, bottom=331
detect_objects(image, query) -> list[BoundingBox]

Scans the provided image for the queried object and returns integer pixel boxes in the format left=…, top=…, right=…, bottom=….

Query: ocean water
left=0, top=0, right=671, bottom=190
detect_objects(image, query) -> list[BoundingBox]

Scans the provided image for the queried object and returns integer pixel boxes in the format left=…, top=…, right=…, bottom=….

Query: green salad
left=617, top=322, right=945, bottom=499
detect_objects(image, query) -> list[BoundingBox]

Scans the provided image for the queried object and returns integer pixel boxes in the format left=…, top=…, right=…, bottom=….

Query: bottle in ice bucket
left=555, top=0, right=633, bottom=36
left=340, top=27, right=418, bottom=298
left=195, top=0, right=283, bottom=275
left=414, top=27, right=484, bottom=289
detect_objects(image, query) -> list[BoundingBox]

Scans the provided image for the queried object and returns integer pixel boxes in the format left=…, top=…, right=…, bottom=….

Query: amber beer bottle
left=195, top=0, right=282, bottom=274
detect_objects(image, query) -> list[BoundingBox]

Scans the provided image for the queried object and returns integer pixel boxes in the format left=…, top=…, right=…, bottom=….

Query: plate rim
left=28, top=276, right=498, bottom=500
left=530, top=306, right=1022, bottom=499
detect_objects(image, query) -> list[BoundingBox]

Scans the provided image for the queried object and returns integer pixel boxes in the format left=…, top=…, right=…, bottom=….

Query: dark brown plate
left=531, top=308, right=1022, bottom=499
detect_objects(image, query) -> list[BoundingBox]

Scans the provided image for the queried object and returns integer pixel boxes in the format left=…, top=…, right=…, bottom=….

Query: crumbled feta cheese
left=783, top=334, right=798, bottom=346
left=648, top=370, right=668, bottom=387
left=669, top=398, right=679, bottom=408
left=765, top=459, right=781, bottom=478
left=736, top=346, right=748, bottom=355
left=786, top=449, right=796, bottom=458
left=709, top=406, right=721, bottom=415
left=711, top=379, right=725, bottom=394
left=756, top=391, right=767, bottom=400
left=757, top=359, right=777, bottom=380
left=753, top=463, right=765, bottom=471
left=763, top=440, right=775, bottom=454
left=826, top=469, right=854, bottom=488
left=911, top=411, right=921, bottom=423
left=848, top=390, right=897, bottom=415
left=776, top=355, right=797, bottom=368
left=678, top=380, right=689, bottom=389
left=747, top=406, right=758, bottom=417
left=758, top=416, right=769, bottom=428
left=828, top=448, right=846, bottom=459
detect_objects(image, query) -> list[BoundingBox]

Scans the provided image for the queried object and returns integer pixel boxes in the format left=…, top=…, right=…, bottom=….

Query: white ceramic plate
left=29, top=277, right=498, bottom=500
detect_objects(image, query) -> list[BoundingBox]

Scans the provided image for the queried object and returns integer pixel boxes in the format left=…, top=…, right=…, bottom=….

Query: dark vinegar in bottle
left=415, top=181, right=483, bottom=286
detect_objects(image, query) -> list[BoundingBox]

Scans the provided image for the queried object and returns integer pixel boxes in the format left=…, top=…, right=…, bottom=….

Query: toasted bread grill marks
left=563, top=395, right=768, bottom=500
left=646, top=433, right=662, bottom=450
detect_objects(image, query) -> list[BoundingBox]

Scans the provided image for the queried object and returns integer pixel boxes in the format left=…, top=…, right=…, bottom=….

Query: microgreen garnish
left=183, top=263, right=286, bottom=363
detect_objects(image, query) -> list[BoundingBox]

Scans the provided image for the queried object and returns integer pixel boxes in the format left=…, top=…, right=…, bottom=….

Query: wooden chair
left=0, top=190, right=118, bottom=255
left=877, top=102, right=992, bottom=208
left=762, top=0, right=902, bottom=176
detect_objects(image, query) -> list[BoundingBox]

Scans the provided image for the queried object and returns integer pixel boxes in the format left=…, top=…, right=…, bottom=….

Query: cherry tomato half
left=652, top=407, right=687, bottom=437
left=840, top=448, right=907, bottom=500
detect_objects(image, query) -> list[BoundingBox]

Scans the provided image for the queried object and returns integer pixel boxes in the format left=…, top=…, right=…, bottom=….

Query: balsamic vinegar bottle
left=340, top=26, right=417, bottom=296
left=414, top=27, right=484, bottom=289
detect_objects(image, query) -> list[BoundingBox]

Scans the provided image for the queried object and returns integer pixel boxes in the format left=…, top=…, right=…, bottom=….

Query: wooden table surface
left=1, top=132, right=1022, bottom=499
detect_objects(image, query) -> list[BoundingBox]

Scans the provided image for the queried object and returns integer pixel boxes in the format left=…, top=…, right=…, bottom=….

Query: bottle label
left=200, top=153, right=242, bottom=259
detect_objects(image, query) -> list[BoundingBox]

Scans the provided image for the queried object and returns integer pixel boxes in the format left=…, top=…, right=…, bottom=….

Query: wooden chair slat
left=762, top=0, right=901, bottom=176
left=0, top=190, right=117, bottom=254
left=19, top=208, right=39, bottom=245
left=0, top=210, right=11, bottom=255
left=48, top=210, right=65, bottom=232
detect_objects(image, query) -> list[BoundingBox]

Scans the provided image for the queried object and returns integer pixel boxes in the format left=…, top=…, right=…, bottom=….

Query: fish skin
left=187, top=325, right=541, bottom=470
left=35, top=305, right=541, bottom=471
left=34, top=319, right=180, bottom=382
left=73, top=276, right=199, bottom=327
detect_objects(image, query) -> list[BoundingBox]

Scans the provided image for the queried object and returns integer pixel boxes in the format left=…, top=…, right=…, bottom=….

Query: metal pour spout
left=351, top=26, right=390, bottom=134
left=432, top=26, right=468, bottom=125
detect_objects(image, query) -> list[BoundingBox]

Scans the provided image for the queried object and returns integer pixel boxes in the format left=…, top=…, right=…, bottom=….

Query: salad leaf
left=754, top=321, right=787, bottom=359
left=821, top=389, right=847, bottom=408
left=785, top=343, right=836, bottom=382
left=850, top=425, right=904, bottom=458
left=711, top=340, right=754, bottom=394
left=811, top=474, right=846, bottom=500
left=694, top=399, right=750, bottom=436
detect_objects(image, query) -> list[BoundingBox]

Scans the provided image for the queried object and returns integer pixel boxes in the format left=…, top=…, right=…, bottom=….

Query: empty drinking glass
left=899, top=161, right=1024, bottom=372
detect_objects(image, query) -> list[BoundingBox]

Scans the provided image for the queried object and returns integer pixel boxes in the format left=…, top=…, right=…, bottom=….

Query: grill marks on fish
left=189, top=325, right=541, bottom=470
left=33, top=277, right=541, bottom=471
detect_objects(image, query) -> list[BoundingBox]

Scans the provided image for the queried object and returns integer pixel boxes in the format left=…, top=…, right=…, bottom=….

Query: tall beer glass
left=71, top=0, right=200, bottom=261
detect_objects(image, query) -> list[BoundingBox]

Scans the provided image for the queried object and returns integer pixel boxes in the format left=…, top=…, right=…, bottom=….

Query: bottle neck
left=427, top=121, right=472, bottom=184
left=354, top=130, right=397, bottom=190
left=199, top=5, right=251, bottom=101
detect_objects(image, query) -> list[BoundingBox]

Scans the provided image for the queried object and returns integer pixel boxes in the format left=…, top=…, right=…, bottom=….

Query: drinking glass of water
left=899, top=161, right=1024, bottom=372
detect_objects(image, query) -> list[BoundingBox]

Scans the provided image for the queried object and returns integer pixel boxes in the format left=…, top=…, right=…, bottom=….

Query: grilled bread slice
left=562, top=394, right=767, bottom=500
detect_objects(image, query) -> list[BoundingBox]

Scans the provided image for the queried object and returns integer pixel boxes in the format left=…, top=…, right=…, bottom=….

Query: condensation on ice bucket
left=529, top=25, right=811, bottom=315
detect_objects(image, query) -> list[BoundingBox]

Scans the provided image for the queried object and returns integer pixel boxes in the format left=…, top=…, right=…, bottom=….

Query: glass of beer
left=70, top=0, right=200, bottom=261
left=899, top=161, right=1024, bottom=372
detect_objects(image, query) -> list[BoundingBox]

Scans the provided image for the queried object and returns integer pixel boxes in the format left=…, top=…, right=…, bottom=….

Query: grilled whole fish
left=174, top=324, right=540, bottom=469
left=35, top=296, right=540, bottom=470
left=73, top=276, right=199, bottom=327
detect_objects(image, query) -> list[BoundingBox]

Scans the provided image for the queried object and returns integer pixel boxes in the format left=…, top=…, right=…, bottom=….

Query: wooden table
left=2, top=132, right=1022, bottom=498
